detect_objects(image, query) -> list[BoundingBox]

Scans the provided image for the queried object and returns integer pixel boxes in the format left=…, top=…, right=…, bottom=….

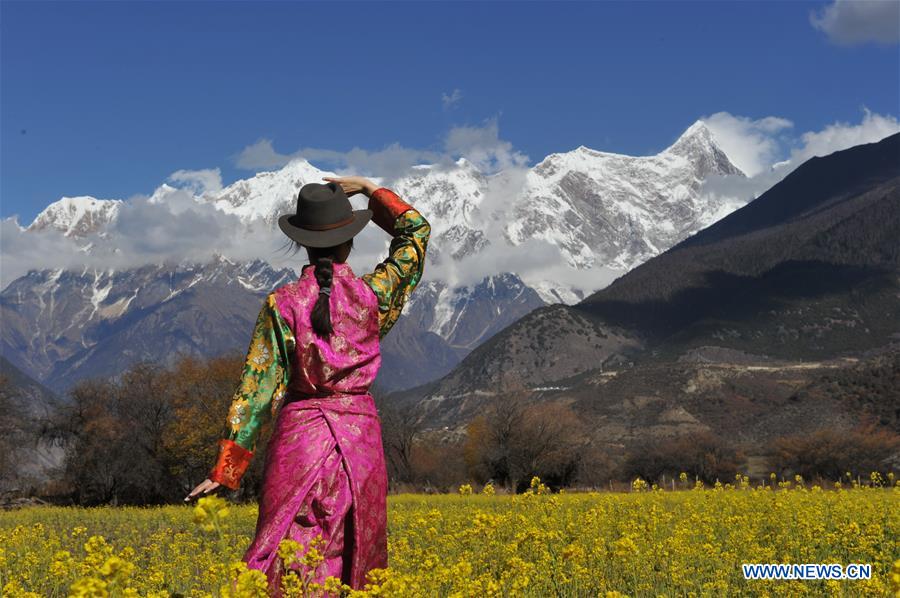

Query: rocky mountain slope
left=0, top=357, right=65, bottom=489
left=393, top=132, right=900, bottom=431
left=1, top=258, right=295, bottom=390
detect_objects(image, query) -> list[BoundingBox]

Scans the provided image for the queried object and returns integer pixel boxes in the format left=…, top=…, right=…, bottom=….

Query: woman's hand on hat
left=322, top=176, right=377, bottom=198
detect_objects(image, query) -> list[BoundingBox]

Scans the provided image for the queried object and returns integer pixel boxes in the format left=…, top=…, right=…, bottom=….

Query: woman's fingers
left=184, top=479, right=219, bottom=502
left=184, top=483, right=203, bottom=502
left=322, top=176, right=363, bottom=196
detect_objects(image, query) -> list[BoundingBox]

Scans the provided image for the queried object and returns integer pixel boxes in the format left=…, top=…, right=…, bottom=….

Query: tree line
left=2, top=352, right=897, bottom=505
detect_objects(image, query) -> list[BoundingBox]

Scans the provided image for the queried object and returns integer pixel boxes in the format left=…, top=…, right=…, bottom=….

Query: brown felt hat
left=278, top=182, right=372, bottom=248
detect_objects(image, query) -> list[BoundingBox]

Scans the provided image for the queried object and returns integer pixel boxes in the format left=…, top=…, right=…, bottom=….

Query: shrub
left=770, top=425, right=900, bottom=481
left=620, top=431, right=743, bottom=485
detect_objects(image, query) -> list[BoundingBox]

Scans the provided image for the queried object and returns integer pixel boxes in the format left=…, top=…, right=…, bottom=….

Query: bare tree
left=465, top=384, right=589, bottom=492
left=375, top=394, right=424, bottom=486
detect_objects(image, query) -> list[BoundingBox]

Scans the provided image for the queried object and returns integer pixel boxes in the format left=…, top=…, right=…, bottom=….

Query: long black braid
left=310, top=255, right=334, bottom=338
left=296, top=239, right=353, bottom=338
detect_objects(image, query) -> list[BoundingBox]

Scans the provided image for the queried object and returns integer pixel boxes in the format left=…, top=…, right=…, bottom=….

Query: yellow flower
left=277, top=539, right=303, bottom=567
left=235, top=569, right=269, bottom=596
left=301, top=547, right=324, bottom=568
left=98, top=555, right=134, bottom=581
left=69, top=576, right=109, bottom=597
left=324, top=576, right=344, bottom=594
left=50, top=549, right=75, bottom=577
left=889, top=559, right=900, bottom=595
left=1, top=482, right=897, bottom=596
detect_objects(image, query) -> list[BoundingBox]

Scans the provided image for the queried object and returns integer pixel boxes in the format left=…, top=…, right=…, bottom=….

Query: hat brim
left=278, top=209, right=372, bottom=248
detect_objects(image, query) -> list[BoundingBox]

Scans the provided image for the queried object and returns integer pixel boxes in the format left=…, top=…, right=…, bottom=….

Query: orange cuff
left=209, top=439, right=253, bottom=490
left=368, top=187, right=413, bottom=234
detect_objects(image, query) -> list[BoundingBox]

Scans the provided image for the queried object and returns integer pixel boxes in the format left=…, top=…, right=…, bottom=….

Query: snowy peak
left=667, top=120, right=712, bottom=149
left=665, top=120, right=744, bottom=177
left=506, top=120, right=748, bottom=275
left=28, top=196, right=123, bottom=237
left=206, top=157, right=342, bottom=224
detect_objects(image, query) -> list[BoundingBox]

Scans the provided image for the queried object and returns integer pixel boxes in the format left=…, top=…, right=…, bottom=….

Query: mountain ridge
left=392, top=132, right=900, bottom=429
left=4, top=120, right=751, bottom=392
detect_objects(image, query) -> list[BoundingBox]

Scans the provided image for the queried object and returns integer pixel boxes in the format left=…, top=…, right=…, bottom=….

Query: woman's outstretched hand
left=322, top=175, right=378, bottom=198
left=184, top=478, right=221, bottom=502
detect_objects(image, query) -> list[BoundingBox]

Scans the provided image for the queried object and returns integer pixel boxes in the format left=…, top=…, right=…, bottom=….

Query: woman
left=185, top=176, right=430, bottom=593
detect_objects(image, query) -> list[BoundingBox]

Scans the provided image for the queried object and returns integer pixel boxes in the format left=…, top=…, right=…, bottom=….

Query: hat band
left=298, top=215, right=355, bottom=231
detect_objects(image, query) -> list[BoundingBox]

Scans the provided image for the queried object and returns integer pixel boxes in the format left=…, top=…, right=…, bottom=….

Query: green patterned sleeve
left=361, top=187, right=431, bottom=338
left=208, top=292, right=295, bottom=489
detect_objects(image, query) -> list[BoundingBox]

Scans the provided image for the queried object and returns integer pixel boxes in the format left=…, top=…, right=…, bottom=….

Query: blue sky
left=2, top=0, right=898, bottom=222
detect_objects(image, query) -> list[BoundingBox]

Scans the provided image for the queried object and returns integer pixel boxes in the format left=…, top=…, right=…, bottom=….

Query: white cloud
left=811, top=0, right=900, bottom=46
left=233, top=117, right=527, bottom=179
left=789, top=107, right=900, bottom=162
left=442, top=116, right=530, bottom=173
left=1, top=217, right=87, bottom=288
left=233, top=139, right=294, bottom=170
left=441, top=88, right=463, bottom=109
left=702, top=112, right=794, bottom=177
left=0, top=187, right=297, bottom=289
left=319, top=144, right=443, bottom=184
left=233, top=138, right=443, bottom=182
left=167, top=168, right=223, bottom=196
left=424, top=234, right=623, bottom=300
left=699, top=108, right=900, bottom=207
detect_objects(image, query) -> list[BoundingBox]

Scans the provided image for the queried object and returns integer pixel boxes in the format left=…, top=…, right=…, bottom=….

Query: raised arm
left=207, top=292, right=295, bottom=490
left=360, top=187, right=431, bottom=337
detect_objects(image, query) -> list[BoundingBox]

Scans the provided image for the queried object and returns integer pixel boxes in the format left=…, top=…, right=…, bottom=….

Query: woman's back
left=275, top=262, right=381, bottom=399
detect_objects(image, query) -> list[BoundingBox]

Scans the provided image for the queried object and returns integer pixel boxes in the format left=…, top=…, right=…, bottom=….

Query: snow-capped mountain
left=3, top=120, right=748, bottom=392
left=27, top=196, right=123, bottom=237
left=26, top=121, right=744, bottom=285
left=506, top=121, right=744, bottom=271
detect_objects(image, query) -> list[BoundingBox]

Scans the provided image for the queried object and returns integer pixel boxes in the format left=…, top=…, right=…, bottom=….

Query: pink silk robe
left=207, top=187, right=430, bottom=594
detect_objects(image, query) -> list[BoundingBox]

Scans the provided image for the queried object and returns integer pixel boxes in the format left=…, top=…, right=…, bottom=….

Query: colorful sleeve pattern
left=209, top=292, right=295, bottom=489
left=361, top=187, right=431, bottom=338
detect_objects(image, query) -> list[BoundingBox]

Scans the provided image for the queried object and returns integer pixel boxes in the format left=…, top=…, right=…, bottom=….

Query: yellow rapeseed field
left=1, top=477, right=898, bottom=597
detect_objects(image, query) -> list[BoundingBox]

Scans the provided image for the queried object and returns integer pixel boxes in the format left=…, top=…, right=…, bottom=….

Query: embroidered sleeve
left=361, top=187, right=431, bottom=338
left=209, top=292, right=295, bottom=489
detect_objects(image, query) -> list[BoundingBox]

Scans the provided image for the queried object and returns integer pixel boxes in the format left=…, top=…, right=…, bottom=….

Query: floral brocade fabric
left=362, top=189, right=431, bottom=338
left=209, top=187, right=430, bottom=490
left=241, top=394, right=389, bottom=592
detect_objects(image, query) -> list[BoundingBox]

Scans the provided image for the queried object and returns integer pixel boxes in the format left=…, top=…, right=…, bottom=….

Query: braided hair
left=300, top=239, right=353, bottom=338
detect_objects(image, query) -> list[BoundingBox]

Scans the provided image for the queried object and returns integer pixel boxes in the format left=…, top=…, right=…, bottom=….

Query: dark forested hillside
left=577, top=134, right=900, bottom=357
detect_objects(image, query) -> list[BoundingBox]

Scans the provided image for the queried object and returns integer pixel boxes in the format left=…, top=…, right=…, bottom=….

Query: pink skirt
left=240, top=393, right=389, bottom=595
